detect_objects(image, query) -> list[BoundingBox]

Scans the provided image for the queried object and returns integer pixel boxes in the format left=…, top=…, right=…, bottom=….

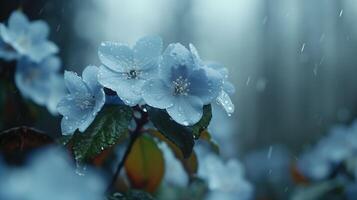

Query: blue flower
left=0, top=147, right=106, bottom=200
left=196, top=147, right=253, bottom=200
left=297, top=124, right=356, bottom=180
left=46, top=74, right=66, bottom=115
left=15, top=56, right=62, bottom=106
left=190, top=44, right=235, bottom=116
left=57, top=66, right=105, bottom=135
left=97, top=36, right=162, bottom=106
left=0, top=11, right=58, bottom=62
left=159, top=142, right=188, bottom=187
left=0, top=37, right=18, bottom=61
left=142, top=43, right=223, bottom=125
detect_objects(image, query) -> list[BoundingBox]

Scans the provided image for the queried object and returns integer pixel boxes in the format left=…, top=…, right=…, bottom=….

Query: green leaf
left=71, top=105, right=132, bottom=162
left=107, top=190, right=156, bottom=200
left=190, top=105, right=212, bottom=139
left=148, top=105, right=212, bottom=158
left=148, top=107, right=194, bottom=158
left=125, top=134, right=165, bottom=193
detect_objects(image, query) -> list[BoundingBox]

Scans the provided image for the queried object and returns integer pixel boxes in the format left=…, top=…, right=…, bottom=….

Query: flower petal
left=8, top=11, right=29, bottom=33
left=93, top=89, right=105, bottom=114
left=133, top=36, right=162, bottom=70
left=0, top=37, right=18, bottom=60
left=29, top=20, right=49, bottom=42
left=0, top=23, right=12, bottom=43
left=15, top=58, right=50, bottom=105
left=61, top=117, right=78, bottom=135
left=160, top=43, right=194, bottom=83
left=189, top=67, right=223, bottom=105
left=216, top=90, right=235, bottom=116
left=64, top=71, right=89, bottom=95
left=57, top=95, right=90, bottom=119
left=78, top=114, right=96, bottom=133
left=98, top=42, right=133, bottom=72
left=28, top=41, right=58, bottom=62
left=41, top=56, right=61, bottom=72
left=189, top=43, right=202, bottom=66
left=98, top=66, right=143, bottom=106
left=142, top=79, right=174, bottom=109
left=167, top=96, right=203, bottom=126
left=82, top=65, right=100, bottom=93
left=46, top=75, right=66, bottom=115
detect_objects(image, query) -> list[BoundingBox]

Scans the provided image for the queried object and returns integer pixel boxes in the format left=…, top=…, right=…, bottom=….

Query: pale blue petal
left=98, top=66, right=143, bottom=106
left=160, top=43, right=194, bottom=83
left=142, top=79, right=175, bottom=109
left=64, top=71, right=89, bottom=95
left=78, top=114, right=96, bottom=133
left=28, top=41, right=58, bottom=62
left=15, top=58, right=50, bottom=105
left=223, top=81, right=235, bottom=94
left=28, top=20, right=49, bottom=42
left=167, top=96, right=203, bottom=126
left=98, top=42, right=133, bottom=72
left=206, top=62, right=228, bottom=77
left=133, top=36, right=162, bottom=70
left=189, top=43, right=203, bottom=67
left=57, top=95, right=91, bottom=119
left=41, top=56, right=61, bottom=72
left=0, top=24, right=12, bottom=43
left=82, top=65, right=100, bottom=93
left=61, top=117, right=78, bottom=135
left=216, top=91, right=235, bottom=116
left=8, top=11, right=29, bottom=33
left=189, top=68, right=223, bottom=105
left=93, top=89, right=105, bottom=114
left=0, top=37, right=18, bottom=60
left=46, top=75, right=66, bottom=115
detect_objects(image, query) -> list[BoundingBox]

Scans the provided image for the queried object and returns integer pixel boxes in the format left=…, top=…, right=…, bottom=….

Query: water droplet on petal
left=216, top=90, right=235, bottom=116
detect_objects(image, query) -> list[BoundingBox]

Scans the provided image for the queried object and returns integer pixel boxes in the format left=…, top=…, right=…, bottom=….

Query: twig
left=106, top=106, right=149, bottom=193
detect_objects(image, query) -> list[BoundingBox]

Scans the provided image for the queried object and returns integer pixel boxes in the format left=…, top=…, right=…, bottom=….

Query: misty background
left=2, top=0, right=357, bottom=157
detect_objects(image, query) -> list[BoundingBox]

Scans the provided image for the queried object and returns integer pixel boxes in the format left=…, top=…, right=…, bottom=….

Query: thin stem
left=106, top=106, right=149, bottom=193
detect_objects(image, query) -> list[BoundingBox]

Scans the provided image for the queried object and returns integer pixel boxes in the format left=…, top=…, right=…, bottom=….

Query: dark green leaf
left=71, top=105, right=132, bottom=162
left=190, top=105, right=212, bottom=139
left=148, top=107, right=194, bottom=158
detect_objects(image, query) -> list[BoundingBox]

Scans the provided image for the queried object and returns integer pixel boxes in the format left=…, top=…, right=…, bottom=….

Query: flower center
left=127, top=69, right=139, bottom=79
left=173, top=76, right=190, bottom=96
left=76, top=95, right=95, bottom=110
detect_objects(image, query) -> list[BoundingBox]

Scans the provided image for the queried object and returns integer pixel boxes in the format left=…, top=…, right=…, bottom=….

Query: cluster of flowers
left=0, top=11, right=65, bottom=115
left=160, top=143, right=253, bottom=200
left=57, top=35, right=235, bottom=135
left=297, top=121, right=357, bottom=198
left=297, top=121, right=357, bottom=180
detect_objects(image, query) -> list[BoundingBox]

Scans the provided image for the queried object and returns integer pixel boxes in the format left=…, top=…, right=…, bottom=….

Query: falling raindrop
left=267, top=146, right=273, bottom=159
left=300, top=43, right=306, bottom=53
left=339, top=9, right=343, bottom=17
left=246, top=76, right=251, bottom=86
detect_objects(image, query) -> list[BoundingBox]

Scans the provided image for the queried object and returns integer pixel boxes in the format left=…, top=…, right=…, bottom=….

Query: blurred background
left=2, top=0, right=357, bottom=177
